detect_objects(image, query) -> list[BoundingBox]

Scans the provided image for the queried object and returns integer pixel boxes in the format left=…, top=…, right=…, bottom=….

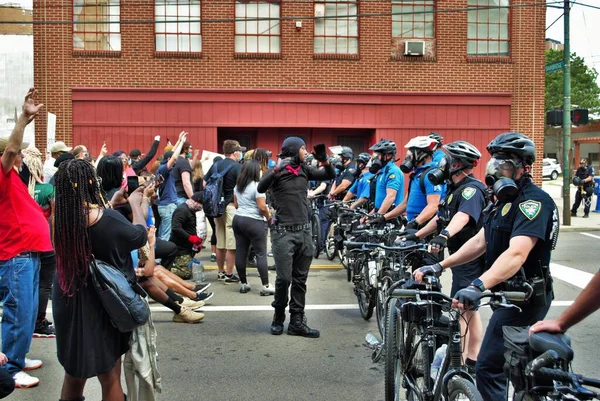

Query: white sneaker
left=13, top=371, right=39, bottom=388
left=24, top=358, right=42, bottom=371
left=178, top=298, right=205, bottom=310
left=260, top=284, right=276, bottom=296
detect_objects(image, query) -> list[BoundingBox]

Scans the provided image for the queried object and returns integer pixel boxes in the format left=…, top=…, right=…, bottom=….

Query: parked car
left=543, top=158, right=562, bottom=180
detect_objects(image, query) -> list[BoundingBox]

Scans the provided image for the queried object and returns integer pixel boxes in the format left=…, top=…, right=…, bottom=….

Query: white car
left=543, top=158, right=562, bottom=180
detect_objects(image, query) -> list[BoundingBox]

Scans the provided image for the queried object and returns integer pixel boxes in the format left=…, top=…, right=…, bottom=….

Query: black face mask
left=369, top=158, right=383, bottom=174
left=485, top=156, right=520, bottom=203
left=427, top=155, right=450, bottom=186
left=399, top=150, right=417, bottom=174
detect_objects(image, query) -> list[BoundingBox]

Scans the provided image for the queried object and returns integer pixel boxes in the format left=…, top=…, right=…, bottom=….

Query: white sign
left=201, top=150, right=225, bottom=174
left=329, top=145, right=344, bottom=155
left=46, top=112, right=56, bottom=153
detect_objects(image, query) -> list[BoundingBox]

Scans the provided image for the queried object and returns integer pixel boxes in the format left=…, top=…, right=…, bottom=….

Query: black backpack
left=203, top=161, right=234, bottom=218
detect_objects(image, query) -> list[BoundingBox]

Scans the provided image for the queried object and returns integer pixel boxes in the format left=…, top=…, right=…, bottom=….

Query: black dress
left=52, top=209, right=147, bottom=378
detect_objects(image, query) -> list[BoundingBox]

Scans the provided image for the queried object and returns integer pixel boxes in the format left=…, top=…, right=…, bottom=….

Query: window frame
left=154, top=0, right=203, bottom=57
left=72, top=0, right=122, bottom=55
left=313, top=0, right=360, bottom=59
left=391, top=0, right=436, bottom=40
left=233, top=0, right=282, bottom=58
left=466, top=0, right=511, bottom=59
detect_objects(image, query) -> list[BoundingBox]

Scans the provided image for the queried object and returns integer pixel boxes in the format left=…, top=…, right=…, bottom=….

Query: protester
left=129, top=136, right=160, bottom=175
left=206, top=156, right=223, bottom=263
left=72, top=145, right=88, bottom=160
left=172, top=141, right=194, bottom=204
left=0, top=88, right=49, bottom=388
left=233, top=160, right=274, bottom=295
left=43, top=141, right=71, bottom=183
left=169, top=192, right=206, bottom=280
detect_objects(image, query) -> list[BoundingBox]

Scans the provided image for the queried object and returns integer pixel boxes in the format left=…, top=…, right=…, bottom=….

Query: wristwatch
left=440, top=229, right=450, bottom=238
left=471, top=278, right=486, bottom=292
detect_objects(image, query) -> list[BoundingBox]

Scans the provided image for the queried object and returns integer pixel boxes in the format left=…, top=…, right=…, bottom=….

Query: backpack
left=203, top=161, right=234, bottom=218
left=407, top=166, right=435, bottom=201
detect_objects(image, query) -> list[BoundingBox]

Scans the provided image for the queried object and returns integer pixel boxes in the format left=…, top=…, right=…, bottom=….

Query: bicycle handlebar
left=527, top=350, right=600, bottom=392
left=390, top=288, right=528, bottom=303
left=344, top=241, right=427, bottom=252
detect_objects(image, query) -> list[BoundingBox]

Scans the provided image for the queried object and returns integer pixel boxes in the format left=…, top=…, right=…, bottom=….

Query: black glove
left=275, top=158, right=293, bottom=173
left=405, top=219, right=419, bottom=231
left=415, top=263, right=442, bottom=278
left=429, top=235, right=447, bottom=252
left=369, top=214, right=386, bottom=225
left=404, top=233, right=420, bottom=242
left=313, top=144, right=328, bottom=162
left=453, top=285, right=483, bottom=309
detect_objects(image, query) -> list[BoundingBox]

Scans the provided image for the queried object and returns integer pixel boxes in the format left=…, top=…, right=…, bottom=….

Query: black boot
left=288, top=313, right=320, bottom=338
left=270, top=309, right=286, bottom=335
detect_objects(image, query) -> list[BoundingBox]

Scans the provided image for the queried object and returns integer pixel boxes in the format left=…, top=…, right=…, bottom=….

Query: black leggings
left=232, top=215, right=268, bottom=285
left=207, top=216, right=217, bottom=246
left=37, top=250, right=56, bottom=327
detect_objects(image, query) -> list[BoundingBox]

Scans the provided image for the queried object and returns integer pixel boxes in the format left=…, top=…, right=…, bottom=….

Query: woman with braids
left=53, top=159, right=148, bottom=401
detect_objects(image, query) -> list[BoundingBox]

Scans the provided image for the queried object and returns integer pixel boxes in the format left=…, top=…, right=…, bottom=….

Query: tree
left=545, top=49, right=600, bottom=114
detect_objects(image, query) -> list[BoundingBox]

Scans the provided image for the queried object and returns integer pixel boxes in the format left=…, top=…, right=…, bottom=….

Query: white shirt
left=234, top=181, right=266, bottom=221
left=43, top=158, right=57, bottom=183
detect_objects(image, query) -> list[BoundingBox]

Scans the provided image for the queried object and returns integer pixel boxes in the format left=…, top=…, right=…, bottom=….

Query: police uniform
left=476, top=178, right=558, bottom=400
left=348, top=171, right=374, bottom=201
left=437, top=175, right=488, bottom=296
left=406, top=162, right=445, bottom=221
left=374, top=162, right=404, bottom=210
left=571, top=165, right=595, bottom=216
left=331, top=163, right=357, bottom=200
left=432, top=149, right=446, bottom=167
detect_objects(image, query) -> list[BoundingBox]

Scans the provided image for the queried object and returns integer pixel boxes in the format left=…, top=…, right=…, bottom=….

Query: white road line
left=550, top=263, right=594, bottom=289
left=581, top=232, right=600, bottom=240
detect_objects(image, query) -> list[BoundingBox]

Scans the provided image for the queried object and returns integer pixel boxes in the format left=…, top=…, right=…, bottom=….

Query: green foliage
left=545, top=49, right=600, bottom=114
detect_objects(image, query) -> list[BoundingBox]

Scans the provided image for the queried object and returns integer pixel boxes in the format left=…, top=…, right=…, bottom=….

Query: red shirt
left=0, top=166, right=53, bottom=260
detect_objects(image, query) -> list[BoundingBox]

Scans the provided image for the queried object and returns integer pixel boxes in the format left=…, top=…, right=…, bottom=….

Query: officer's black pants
left=571, top=189, right=591, bottom=215
left=476, top=292, right=552, bottom=400
left=270, top=227, right=313, bottom=315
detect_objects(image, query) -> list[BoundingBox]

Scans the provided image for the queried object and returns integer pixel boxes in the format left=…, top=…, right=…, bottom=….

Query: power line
left=0, top=1, right=564, bottom=25
left=545, top=12, right=563, bottom=31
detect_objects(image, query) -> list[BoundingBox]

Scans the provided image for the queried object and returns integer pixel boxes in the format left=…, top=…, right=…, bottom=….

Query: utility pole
left=562, top=0, right=571, bottom=226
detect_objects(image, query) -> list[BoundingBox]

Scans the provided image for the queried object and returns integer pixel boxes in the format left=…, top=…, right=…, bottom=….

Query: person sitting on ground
left=169, top=192, right=205, bottom=280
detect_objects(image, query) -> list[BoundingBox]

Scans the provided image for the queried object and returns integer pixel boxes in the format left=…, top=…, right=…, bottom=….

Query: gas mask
left=335, top=160, right=345, bottom=171
left=485, top=156, right=520, bottom=203
left=399, top=150, right=415, bottom=174
left=369, top=155, right=384, bottom=174
left=427, top=155, right=451, bottom=186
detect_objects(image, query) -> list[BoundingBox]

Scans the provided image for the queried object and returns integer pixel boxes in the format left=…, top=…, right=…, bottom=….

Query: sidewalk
left=542, top=179, right=600, bottom=232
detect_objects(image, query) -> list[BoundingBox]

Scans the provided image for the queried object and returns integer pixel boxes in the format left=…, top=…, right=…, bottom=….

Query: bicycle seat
left=529, top=331, right=573, bottom=362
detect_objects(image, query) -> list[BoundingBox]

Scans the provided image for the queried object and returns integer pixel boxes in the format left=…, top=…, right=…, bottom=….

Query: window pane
left=489, top=23, right=499, bottom=39
left=190, top=22, right=200, bottom=34
left=478, top=24, right=488, bottom=39
left=337, top=37, right=348, bottom=54
left=247, top=36, right=258, bottom=52
left=156, top=23, right=165, bottom=33
left=270, top=20, right=280, bottom=34
left=109, top=34, right=120, bottom=51
left=337, top=18, right=348, bottom=36
left=325, top=37, right=336, bottom=53
left=467, top=40, right=477, bottom=55
left=499, top=41, right=509, bottom=55
left=190, top=36, right=201, bottom=52
left=258, top=19, right=269, bottom=35
left=348, top=38, right=358, bottom=54
left=178, top=22, right=190, bottom=34
left=325, top=19, right=336, bottom=35
left=425, top=24, right=434, bottom=37
left=235, top=35, right=246, bottom=52
left=258, top=35, right=270, bottom=52
left=489, top=9, right=499, bottom=23
left=467, top=23, right=477, bottom=39
left=315, top=19, right=325, bottom=35
left=235, top=3, right=246, bottom=18
left=166, top=22, right=177, bottom=33
left=477, top=41, right=488, bottom=55
left=467, top=10, right=477, bottom=22
left=156, top=34, right=166, bottom=51
left=489, top=40, right=499, bottom=55
left=414, top=23, right=425, bottom=38
left=270, top=36, right=281, bottom=53
left=166, top=34, right=177, bottom=51
left=314, top=37, right=325, bottom=53
left=348, top=17, right=358, bottom=36
left=499, top=24, right=508, bottom=39
left=179, top=35, right=190, bottom=51
left=247, top=20, right=258, bottom=34
left=235, top=21, right=245, bottom=34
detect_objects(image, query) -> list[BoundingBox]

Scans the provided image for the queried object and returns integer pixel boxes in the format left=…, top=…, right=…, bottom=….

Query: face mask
left=238, top=152, right=244, bottom=162
left=186, top=153, right=192, bottom=159
left=427, top=155, right=450, bottom=186
left=369, top=158, right=383, bottom=174
left=400, top=150, right=414, bottom=174
left=485, top=157, right=520, bottom=203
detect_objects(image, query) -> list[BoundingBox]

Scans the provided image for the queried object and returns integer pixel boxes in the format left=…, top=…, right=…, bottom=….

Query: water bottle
left=430, top=344, right=447, bottom=381
left=191, top=256, right=205, bottom=283
left=368, top=261, right=377, bottom=286
left=365, top=332, right=380, bottom=348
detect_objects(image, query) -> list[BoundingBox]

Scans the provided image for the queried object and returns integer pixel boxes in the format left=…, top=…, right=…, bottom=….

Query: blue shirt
left=349, top=171, right=374, bottom=199
left=432, top=149, right=445, bottom=167
left=375, top=163, right=404, bottom=210
left=157, top=163, right=178, bottom=206
left=406, top=162, right=445, bottom=221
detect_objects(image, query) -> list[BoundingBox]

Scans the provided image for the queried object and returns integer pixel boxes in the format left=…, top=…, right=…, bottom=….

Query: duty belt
left=274, top=223, right=311, bottom=233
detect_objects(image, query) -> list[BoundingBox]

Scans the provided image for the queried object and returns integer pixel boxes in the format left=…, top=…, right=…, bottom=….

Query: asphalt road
left=16, top=231, right=600, bottom=401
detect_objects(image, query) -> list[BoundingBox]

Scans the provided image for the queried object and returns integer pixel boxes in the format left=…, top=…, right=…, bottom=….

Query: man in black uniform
left=571, top=157, right=595, bottom=218
left=328, top=146, right=357, bottom=200
left=418, top=132, right=558, bottom=400
left=258, top=137, right=335, bottom=338
left=412, top=141, right=488, bottom=372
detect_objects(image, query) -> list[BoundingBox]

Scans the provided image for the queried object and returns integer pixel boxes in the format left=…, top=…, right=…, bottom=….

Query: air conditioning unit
left=404, top=41, right=425, bottom=56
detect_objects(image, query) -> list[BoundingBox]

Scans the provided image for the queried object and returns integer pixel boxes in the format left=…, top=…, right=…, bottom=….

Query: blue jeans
left=176, top=197, right=187, bottom=206
left=0, top=253, right=40, bottom=375
left=157, top=203, right=178, bottom=241
left=318, top=205, right=330, bottom=249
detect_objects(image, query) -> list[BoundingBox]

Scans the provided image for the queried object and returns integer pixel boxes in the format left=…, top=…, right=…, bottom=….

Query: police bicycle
left=309, top=194, right=329, bottom=259
left=324, top=202, right=367, bottom=267
left=503, top=326, right=600, bottom=401
left=385, top=278, right=528, bottom=401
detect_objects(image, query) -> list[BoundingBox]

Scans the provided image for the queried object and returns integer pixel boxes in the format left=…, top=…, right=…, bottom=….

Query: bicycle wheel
left=385, top=298, right=406, bottom=401
left=447, top=376, right=483, bottom=401
left=376, top=270, right=393, bottom=339
left=356, top=258, right=374, bottom=320
left=325, top=224, right=336, bottom=261
left=406, top=324, right=428, bottom=401
left=346, top=253, right=353, bottom=282
left=311, top=213, right=322, bottom=259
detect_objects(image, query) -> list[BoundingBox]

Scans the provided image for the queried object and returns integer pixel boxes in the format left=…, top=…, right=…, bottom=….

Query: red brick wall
left=33, top=0, right=546, bottom=180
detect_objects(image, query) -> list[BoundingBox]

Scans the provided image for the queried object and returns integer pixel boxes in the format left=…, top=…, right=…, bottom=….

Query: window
left=73, top=0, right=121, bottom=51
left=391, top=0, right=434, bottom=39
left=235, top=1, right=281, bottom=54
left=314, top=0, right=359, bottom=54
left=155, top=0, right=201, bottom=52
left=467, top=0, right=509, bottom=57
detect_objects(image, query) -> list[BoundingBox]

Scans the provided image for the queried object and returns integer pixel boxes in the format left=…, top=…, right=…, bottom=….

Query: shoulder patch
left=462, top=187, right=476, bottom=200
left=519, top=200, right=542, bottom=220
left=501, top=203, right=512, bottom=216
left=447, top=194, right=453, bottom=205
left=389, top=174, right=396, bottom=179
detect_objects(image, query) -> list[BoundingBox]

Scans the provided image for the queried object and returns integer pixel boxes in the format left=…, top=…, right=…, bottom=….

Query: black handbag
left=89, top=256, right=150, bottom=333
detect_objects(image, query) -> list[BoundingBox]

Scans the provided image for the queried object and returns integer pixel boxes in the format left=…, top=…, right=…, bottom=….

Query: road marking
left=581, top=232, right=600, bottom=240
left=550, top=263, right=594, bottom=289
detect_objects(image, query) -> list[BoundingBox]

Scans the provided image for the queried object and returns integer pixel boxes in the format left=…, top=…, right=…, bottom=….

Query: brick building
left=33, top=0, right=546, bottom=180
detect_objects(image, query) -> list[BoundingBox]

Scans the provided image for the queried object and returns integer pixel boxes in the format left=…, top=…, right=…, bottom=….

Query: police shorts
left=215, top=203, right=236, bottom=250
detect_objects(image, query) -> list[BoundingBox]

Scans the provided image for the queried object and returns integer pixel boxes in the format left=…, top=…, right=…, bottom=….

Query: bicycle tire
left=311, top=214, right=322, bottom=259
left=346, top=256, right=352, bottom=282
left=325, top=224, right=336, bottom=260
left=357, top=258, right=374, bottom=320
left=447, top=377, right=483, bottom=401
left=376, top=270, right=393, bottom=339
left=385, top=298, right=402, bottom=401
left=406, top=323, right=428, bottom=401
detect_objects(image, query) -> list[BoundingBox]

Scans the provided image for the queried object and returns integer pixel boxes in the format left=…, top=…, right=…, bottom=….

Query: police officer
left=343, top=152, right=373, bottom=209
left=383, top=136, right=444, bottom=230
left=418, top=132, right=557, bottom=400
left=429, top=132, right=445, bottom=167
left=571, top=157, right=594, bottom=218
left=328, top=146, right=357, bottom=200
left=367, top=139, right=404, bottom=218
left=411, top=141, right=488, bottom=373
left=258, top=137, right=334, bottom=338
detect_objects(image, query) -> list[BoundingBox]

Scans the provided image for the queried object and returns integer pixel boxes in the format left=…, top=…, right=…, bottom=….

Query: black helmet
left=356, top=152, right=371, bottom=165
left=429, top=132, right=444, bottom=145
left=340, top=146, right=354, bottom=160
left=369, top=139, right=397, bottom=155
left=487, top=132, right=536, bottom=165
left=443, top=141, right=481, bottom=168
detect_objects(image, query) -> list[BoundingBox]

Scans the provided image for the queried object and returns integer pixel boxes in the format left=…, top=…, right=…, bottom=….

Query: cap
left=0, top=137, right=29, bottom=153
left=191, top=191, right=203, bottom=204
left=162, top=151, right=174, bottom=164
left=223, top=140, right=247, bottom=155
left=54, top=152, right=75, bottom=168
left=129, top=149, right=142, bottom=158
left=49, top=141, right=72, bottom=153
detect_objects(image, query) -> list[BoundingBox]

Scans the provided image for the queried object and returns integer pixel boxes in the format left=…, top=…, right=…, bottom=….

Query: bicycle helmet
left=486, top=132, right=536, bottom=166
left=356, top=152, right=371, bottom=166
left=369, top=139, right=397, bottom=155
left=404, top=136, right=438, bottom=152
left=443, top=141, right=482, bottom=168
left=340, top=146, right=354, bottom=160
left=429, top=132, right=444, bottom=150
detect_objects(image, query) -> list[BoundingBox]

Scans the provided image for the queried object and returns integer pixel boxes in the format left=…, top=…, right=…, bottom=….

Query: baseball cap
left=50, top=141, right=72, bottom=153
left=129, top=149, right=143, bottom=158
left=161, top=151, right=174, bottom=164
left=191, top=192, right=203, bottom=204
left=54, top=152, right=74, bottom=168
left=0, top=137, right=29, bottom=153
left=223, top=140, right=247, bottom=155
